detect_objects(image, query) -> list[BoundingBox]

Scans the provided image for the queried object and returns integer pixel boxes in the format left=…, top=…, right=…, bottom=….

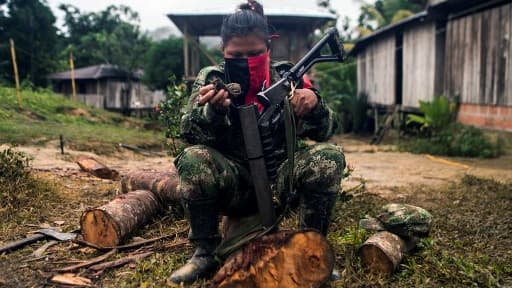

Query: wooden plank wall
left=402, top=22, right=437, bottom=108
left=444, top=2, right=512, bottom=106
left=357, top=34, right=396, bottom=105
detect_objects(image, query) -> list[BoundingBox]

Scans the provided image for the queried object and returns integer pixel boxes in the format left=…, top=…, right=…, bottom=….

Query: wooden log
left=211, top=230, right=334, bottom=288
left=80, top=190, right=162, bottom=248
left=76, top=155, right=119, bottom=180
left=359, top=231, right=409, bottom=274
left=121, top=167, right=179, bottom=204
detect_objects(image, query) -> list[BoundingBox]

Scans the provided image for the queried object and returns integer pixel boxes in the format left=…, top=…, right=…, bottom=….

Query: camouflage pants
left=175, top=143, right=346, bottom=222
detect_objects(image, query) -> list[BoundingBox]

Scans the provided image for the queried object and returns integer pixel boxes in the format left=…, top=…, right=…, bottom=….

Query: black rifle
left=237, top=27, right=345, bottom=229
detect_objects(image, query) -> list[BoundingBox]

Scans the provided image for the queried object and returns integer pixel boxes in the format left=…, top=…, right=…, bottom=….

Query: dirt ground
left=9, top=135, right=512, bottom=199
left=1, top=136, right=511, bottom=287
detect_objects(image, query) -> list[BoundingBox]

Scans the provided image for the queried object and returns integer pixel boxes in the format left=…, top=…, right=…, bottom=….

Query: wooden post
left=374, top=107, right=379, bottom=134
left=183, top=24, right=190, bottom=79
left=9, top=39, right=22, bottom=110
left=69, top=52, right=77, bottom=101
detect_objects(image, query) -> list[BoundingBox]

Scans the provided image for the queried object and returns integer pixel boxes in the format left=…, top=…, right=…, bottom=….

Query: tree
left=59, top=4, right=150, bottom=70
left=143, top=37, right=184, bottom=91
left=356, top=0, right=427, bottom=37
left=0, top=0, right=58, bottom=86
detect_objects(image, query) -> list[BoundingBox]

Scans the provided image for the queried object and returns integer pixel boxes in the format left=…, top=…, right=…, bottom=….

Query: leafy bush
left=314, top=60, right=370, bottom=134
left=407, top=96, right=457, bottom=134
left=402, top=123, right=503, bottom=158
left=159, top=76, right=188, bottom=156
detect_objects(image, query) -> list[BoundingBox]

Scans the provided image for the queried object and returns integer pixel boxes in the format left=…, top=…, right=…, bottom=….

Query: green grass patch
left=326, top=175, right=512, bottom=287
left=0, top=86, right=164, bottom=154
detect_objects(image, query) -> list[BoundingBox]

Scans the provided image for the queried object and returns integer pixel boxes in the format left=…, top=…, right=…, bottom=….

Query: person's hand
left=290, top=89, right=318, bottom=117
left=198, top=84, right=231, bottom=112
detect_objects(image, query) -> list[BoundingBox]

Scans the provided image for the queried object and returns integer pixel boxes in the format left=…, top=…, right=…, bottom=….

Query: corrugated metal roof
left=167, top=0, right=335, bottom=36
left=168, top=0, right=334, bottom=18
left=49, top=64, right=141, bottom=80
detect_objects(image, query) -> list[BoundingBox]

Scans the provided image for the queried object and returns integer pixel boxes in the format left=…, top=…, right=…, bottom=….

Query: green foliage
left=402, top=95, right=502, bottom=158
left=407, top=96, right=458, bottom=134
left=143, top=37, right=184, bottom=91
left=402, top=123, right=503, bottom=158
left=357, top=0, right=427, bottom=34
left=0, top=0, right=58, bottom=86
left=58, top=4, right=150, bottom=71
left=0, top=146, right=57, bottom=220
left=315, top=60, right=369, bottom=134
left=159, top=77, right=188, bottom=156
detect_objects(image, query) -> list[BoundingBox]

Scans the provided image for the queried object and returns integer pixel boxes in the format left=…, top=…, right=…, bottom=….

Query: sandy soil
left=5, top=136, right=511, bottom=200
left=329, top=135, right=512, bottom=198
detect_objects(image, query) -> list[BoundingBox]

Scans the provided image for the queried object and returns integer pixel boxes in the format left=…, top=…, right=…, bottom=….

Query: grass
left=1, top=167, right=510, bottom=287
left=0, top=86, right=164, bottom=154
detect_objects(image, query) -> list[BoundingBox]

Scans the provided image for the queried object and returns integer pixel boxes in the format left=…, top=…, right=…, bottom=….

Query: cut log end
left=359, top=231, right=406, bottom=274
left=80, top=190, right=162, bottom=248
left=212, top=230, right=334, bottom=288
left=81, top=209, right=120, bottom=248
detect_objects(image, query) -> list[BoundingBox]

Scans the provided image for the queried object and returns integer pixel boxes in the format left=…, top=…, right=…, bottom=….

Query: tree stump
left=359, top=231, right=408, bottom=274
left=80, top=190, right=162, bottom=248
left=76, top=155, right=119, bottom=180
left=211, top=230, right=334, bottom=288
left=121, top=168, right=179, bottom=204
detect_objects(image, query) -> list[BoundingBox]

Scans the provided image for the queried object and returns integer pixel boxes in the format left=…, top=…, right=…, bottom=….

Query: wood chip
left=32, top=240, right=58, bottom=257
left=50, top=273, right=92, bottom=287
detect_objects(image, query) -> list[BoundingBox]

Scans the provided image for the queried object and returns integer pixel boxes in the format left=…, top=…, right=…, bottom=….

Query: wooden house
left=351, top=0, right=512, bottom=132
left=167, top=0, right=335, bottom=79
left=49, top=64, right=164, bottom=114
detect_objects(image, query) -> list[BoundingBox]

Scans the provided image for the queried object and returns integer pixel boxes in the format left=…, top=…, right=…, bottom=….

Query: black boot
left=168, top=198, right=221, bottom=286
left=299, top=190, right=338, bottom=235
left=300, top=191, right=339, bottom=281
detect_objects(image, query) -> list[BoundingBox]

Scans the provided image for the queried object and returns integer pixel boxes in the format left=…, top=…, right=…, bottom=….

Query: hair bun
left=238, top=0, right=264, bottom=17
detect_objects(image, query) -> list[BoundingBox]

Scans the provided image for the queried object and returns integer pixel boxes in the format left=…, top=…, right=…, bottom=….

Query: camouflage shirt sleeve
left=297, top=88, right=338, bottom=142
left=180, top=67, right=230, bottom=146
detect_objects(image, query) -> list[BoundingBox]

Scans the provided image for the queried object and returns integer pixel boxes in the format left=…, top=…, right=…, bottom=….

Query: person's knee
left=176, top=145, right=218, bottom=199
left=298, top=144, right=346, bottom=191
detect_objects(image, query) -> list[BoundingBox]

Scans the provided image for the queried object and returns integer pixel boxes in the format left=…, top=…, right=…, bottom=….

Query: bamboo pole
left=69, top=52, right=77, bottom=101
left=9, top=39, right=22, bottom=109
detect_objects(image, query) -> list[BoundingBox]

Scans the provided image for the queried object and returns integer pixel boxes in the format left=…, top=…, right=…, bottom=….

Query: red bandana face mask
left=224, top=52, right=270, bottom=111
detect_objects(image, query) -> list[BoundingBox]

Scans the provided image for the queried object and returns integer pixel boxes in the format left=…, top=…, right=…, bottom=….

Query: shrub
left=0, top=147, right=57, bottom=220
left=159, top=76, right=188, bottom=156
left=401, top=123, right=503, bottom=158
left=407, top=96, right=458, bottom=135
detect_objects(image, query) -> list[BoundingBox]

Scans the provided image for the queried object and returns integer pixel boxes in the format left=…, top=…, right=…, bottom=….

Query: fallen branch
left=51, top=249, right=116, bottom=273
left=75, top=229, right=188, bottom=251
left=88, top=252, right=153, bottom=271
left=76, top=155, right=120, bottom=180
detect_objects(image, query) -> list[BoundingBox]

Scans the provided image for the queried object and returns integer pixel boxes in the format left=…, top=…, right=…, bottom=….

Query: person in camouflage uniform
left=168, top=1, right=346, bottom=285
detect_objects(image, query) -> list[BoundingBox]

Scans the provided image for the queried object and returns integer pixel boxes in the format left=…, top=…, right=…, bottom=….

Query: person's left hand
left=290, top=89, right=318, bottom=117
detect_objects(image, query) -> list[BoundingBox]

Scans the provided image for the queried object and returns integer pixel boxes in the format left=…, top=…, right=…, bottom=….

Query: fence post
left=70, top=52, right=77, bottom=102
left=9, top=39, right=22, bottom=109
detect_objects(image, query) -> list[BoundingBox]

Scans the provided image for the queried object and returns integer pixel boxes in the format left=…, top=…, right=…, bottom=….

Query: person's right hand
left=198, top=84, right=231, bottom=111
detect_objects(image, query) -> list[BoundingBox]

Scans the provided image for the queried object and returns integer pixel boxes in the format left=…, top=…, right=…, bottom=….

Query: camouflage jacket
left=180, top=62, right=337, bottom=164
